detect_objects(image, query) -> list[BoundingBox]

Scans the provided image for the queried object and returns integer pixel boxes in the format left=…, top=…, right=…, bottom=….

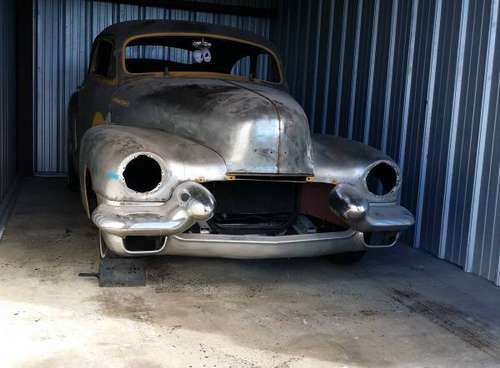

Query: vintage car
left=68, top=20, right=415, bottom=262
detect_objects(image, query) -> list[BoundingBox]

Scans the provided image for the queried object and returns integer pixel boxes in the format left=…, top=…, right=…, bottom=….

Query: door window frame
left=89, top=38, right=117, bottom=84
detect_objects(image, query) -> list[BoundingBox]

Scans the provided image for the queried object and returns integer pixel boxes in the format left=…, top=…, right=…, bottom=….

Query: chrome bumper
left=329, top=184, right=415, bottom=232
left=93, top=181, right=410, bottom=258
left=92, top=182, right=215, bottom=237
left=100, top=230, right=378, bottom=258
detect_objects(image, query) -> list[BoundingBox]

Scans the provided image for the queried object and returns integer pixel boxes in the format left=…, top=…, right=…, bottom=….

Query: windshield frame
left=121, top=32, right=284, bottom=85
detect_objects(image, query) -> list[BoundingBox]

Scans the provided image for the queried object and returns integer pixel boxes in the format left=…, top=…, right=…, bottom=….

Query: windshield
left=123, top=35, right=282, bottom=83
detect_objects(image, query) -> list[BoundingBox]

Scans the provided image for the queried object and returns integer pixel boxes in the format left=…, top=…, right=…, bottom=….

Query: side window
left=93, top=40, right=115, bottom=79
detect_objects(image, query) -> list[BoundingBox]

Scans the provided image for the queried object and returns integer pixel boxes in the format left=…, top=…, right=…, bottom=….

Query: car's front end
left=81, top=124, right=414, bottom=259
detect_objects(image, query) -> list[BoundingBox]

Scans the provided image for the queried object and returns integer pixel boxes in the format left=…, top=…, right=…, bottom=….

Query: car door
left=77, top=38, right=118, bottom=146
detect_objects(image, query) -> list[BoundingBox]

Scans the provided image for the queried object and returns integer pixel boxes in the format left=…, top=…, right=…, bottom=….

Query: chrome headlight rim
left=362, top=160, right=401, bottom=198
left=119, top=151, right=168, bottom=195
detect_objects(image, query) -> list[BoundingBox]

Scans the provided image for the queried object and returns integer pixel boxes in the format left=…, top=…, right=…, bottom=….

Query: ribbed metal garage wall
left=272, top=0, right=500, bottom=286
left=0, top=0, right=17, bottom=206
left=34, top=0, right=273, bottom=174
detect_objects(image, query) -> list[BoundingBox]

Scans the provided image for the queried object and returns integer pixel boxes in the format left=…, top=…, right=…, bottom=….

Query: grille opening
left=190, top=181, right=348, bottom=236
left=366, top=163, right=397, bottom=196
left=123, top=236, right=165, bottom=252
left=363, top=231, right=399, bottom=246
left=123, top=155, right=162, bottom=193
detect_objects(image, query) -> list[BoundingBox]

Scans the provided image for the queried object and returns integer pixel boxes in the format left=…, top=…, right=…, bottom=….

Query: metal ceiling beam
left=90, top=0, right=277, bottom=18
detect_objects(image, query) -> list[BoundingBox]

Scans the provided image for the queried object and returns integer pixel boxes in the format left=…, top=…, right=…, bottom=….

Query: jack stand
left=79, top=258, right=146, bottom=287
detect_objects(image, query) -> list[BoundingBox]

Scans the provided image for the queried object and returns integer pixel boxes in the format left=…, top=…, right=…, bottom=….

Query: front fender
left=311, top=134, right=401, bottom=203
left=79, top=124, right=227, bottom=206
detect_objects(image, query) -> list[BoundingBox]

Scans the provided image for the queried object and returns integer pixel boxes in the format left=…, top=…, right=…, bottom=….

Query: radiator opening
left=185, top=181, right=349, bottom=236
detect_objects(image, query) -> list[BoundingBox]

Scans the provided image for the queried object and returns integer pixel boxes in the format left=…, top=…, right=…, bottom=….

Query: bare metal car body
left=69, top=20, right=414, bottom=259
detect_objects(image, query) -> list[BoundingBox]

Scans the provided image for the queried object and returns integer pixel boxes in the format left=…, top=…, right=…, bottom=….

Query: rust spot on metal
left=92, top=112, right=106, bottom=127
left=298, top=183, right=346, bottom=226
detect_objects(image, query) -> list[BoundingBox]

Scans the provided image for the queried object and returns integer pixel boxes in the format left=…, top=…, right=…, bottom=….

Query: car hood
left=110, top=77, right=314, bottom=175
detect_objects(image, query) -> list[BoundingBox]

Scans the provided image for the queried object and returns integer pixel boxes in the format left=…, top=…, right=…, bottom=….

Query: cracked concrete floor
left=1, top=178, right=500, bottom=368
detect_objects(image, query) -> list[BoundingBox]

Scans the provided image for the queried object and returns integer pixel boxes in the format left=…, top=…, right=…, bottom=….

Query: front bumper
left=92, top=181, right=413, bottom=258
left=329, top=184, right=415, bottom=232
left=100, top=230, right=388, bottom=258
left=92, top=182, right=215, bottom=237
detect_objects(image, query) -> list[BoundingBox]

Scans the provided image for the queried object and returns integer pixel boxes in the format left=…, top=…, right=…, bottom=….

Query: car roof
left=99, top=20, right=279, bottom=54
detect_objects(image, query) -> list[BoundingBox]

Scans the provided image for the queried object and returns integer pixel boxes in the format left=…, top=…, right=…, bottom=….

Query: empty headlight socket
left=121, top=153, right=165, bottom=194
left=364, top=161, right=399, bottom=197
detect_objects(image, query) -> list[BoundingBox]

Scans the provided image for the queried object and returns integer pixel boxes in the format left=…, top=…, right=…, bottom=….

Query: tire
left=327, top=251, right=366, bottom=265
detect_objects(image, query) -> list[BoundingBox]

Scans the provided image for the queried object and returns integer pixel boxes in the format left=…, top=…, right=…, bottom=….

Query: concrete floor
left=1, top=178, right=500, bottom=368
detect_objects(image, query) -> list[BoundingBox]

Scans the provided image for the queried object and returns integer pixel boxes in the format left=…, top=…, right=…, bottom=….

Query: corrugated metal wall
left=34, top=0, right=274, bottom=174
left=272, top=0, right=500, bottom=286
left=0, top=0, right=17, bottom=205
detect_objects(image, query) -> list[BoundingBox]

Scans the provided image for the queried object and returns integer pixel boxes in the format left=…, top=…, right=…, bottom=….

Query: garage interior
left=1, top=0, right=500, bottom=367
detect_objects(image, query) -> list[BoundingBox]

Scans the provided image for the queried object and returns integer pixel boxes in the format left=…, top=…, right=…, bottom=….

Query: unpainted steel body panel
left=73, top=20, right=414, bottom=258
left=80, top=125, right=226, bottom=207
left=311, top=135, right=401, bottom=203
left=110, top=78, right=313, bottom=175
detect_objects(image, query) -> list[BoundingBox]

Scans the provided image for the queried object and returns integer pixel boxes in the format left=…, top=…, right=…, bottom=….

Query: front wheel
left=326, top=251, right=366, bottom=265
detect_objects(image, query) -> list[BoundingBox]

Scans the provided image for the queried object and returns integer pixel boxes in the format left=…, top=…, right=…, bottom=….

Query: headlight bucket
left=364, top=161, right=399, bottom=196
left=121, top=152, right=165, bottom=193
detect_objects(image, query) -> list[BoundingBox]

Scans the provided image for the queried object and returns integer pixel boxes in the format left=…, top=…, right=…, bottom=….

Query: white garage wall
left=0, top=0, right=17, bottom=207
left=272, top=0, right=500, bottom=286
left=33, top=0, right=273, bottom=175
